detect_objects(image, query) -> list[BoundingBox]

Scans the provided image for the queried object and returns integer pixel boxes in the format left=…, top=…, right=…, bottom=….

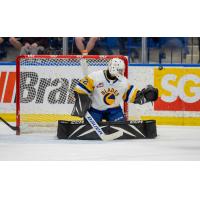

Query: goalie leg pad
left=57, top=120, right=157, bottom=140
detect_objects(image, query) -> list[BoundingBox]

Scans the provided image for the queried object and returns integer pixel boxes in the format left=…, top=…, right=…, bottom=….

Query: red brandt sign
left=154, top=68, right=200, bottom=111
left=0, top=70, right=78, bottom=105
left=0, top=72, right=16, bottom=103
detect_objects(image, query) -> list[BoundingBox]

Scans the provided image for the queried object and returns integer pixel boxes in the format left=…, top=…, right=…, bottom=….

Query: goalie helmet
left=108, top=58, right=125, bottom=80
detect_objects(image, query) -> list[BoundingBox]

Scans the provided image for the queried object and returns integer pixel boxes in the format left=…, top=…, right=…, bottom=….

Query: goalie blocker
left=57, top=120, right=157, bottom=140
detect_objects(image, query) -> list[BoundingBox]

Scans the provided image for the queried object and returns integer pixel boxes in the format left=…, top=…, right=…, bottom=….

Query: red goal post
left=16, top=55, right=128, bottom=134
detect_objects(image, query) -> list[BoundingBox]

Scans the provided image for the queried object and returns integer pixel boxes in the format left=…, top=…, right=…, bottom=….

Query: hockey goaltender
left=57, top=58, right=158, bottom=141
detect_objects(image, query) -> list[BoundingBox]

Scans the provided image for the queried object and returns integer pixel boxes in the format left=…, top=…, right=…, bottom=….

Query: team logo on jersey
left=101, top=88, right=119, bottom=105
left=103, top=93, right=116, bottom=105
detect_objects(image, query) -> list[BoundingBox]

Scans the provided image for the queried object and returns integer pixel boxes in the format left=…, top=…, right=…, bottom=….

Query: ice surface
left=0, top=124, right=200, bottom=160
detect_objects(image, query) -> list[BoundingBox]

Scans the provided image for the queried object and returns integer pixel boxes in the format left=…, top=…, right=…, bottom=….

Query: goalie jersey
left=74, top=70, right=138, bottom=111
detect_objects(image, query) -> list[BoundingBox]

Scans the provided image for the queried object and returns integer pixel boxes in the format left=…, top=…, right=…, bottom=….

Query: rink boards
left=0, top=62, right=200, bottom=126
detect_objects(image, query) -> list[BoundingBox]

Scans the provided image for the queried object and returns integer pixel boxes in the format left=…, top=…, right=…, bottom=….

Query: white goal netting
left=16, top=55, right=128, bottom=133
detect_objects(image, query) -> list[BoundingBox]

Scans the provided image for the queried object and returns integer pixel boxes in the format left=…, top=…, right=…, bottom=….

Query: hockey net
left=16, top=55, right=128, bottom=134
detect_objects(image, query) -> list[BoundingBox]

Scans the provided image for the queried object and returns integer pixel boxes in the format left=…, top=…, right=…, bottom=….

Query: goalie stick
left=85, top=112, right=123, bottom=141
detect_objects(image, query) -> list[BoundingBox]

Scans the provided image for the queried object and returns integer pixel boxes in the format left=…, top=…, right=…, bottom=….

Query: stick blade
left=101, top=131, right=123, bottom=141
left=0, top=117, right=19, bottom=131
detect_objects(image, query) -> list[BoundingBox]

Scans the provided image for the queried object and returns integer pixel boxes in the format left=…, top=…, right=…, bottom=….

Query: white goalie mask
left=108, top=58, right=125, bottom=80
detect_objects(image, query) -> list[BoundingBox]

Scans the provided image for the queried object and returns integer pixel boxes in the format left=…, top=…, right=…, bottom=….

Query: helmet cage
left=108, top=58, right=125, bottom=80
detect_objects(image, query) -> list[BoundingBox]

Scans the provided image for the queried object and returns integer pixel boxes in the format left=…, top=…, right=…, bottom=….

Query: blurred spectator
left=118, top=37, right=128, bottom=55
left=159, top=37, right=188, bottom=61
left=0, top=37, right=3, bottom=44
left=105, top=37, right=120, bottom=55
left=74, top=37, right=99, bottom=55
left=0, top=37, right=22, bottom=59
left=45, top=37, right=62, bottom=55
left=72, top=37, right=123, bottom=55
left=0, top=37, right=22, bottom=49
left=20, top=37, right=48, bottom=55
left=159, top=37, right=185, bottom=48
left=148, top=37, right=160, bottom=48
left=9, top=37, right=22, bottom=49
left=90, top=37, right=122, bottom=55
left=125, top=37, right=141, bottom=63
left=91, top=37, right=112, bottom=55
left=0, top=37, right=6, bottom=59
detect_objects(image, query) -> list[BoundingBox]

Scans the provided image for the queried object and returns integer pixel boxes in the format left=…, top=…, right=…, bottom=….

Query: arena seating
left=0, top=37, right=199, bottom=64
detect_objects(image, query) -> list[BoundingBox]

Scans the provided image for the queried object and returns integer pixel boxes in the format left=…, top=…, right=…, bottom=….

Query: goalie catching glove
left=134, top=85, right=158, bottom=105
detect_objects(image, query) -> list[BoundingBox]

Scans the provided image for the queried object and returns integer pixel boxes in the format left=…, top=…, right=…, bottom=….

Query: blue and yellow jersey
left=123, top=84, right=138, bottom=103
left=74, top=70, right=138, bottom=110
left=74, top=76, right=94, bottom=95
